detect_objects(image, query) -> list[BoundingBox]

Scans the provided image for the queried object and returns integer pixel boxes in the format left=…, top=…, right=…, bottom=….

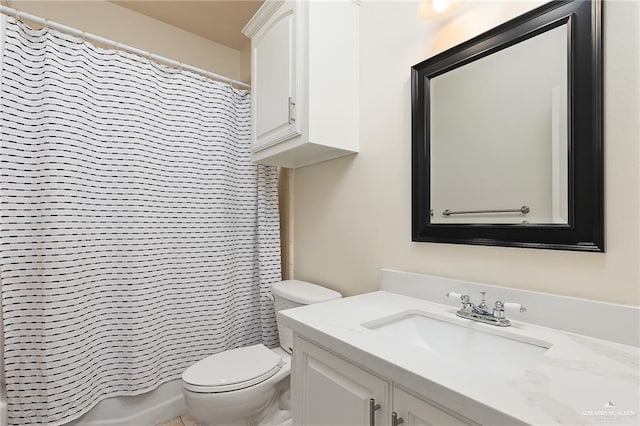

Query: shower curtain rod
left=0, top=5, right=251, bottom=90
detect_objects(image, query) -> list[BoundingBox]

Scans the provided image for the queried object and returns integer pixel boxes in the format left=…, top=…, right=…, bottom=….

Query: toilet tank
left=272, top=280, right=342, bottom=353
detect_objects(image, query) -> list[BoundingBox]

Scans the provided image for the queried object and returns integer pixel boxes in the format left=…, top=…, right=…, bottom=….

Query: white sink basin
left=362, top=310, right=549, bottom=379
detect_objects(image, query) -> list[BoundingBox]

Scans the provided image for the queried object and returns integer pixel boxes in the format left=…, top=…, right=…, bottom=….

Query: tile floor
left=156, top=413, right=198, bottom=426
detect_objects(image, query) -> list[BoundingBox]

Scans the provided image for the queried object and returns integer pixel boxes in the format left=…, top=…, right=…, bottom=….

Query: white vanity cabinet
left=242, top=0, right=359, bottom=168
left=292, top=336, right=473, bottom=426
left=292, top=337, right=391, bottom=425
left=393, top=386, right=471, bottom=426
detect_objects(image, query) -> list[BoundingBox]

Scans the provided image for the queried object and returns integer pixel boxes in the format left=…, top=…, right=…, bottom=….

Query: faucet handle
left=504, top=302, right=527, bottom=314
left=446, top=292, right=471, bottom=313
left=446, top=292, right=462, bottom=301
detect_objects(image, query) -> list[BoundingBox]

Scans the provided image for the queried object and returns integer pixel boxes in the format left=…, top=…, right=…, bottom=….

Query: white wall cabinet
left=242, top=0, right=359, bottom=168
left=292, top=336, right=475, bottom=426
left=247, top=1, right=300, bottom=152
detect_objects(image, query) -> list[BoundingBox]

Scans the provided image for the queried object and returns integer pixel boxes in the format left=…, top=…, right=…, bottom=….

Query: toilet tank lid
left=272, top=280, right=342, bottom=305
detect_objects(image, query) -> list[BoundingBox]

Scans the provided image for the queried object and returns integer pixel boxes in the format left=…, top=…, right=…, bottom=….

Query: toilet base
left=187, top=377, right=291, bottom=426
left=256, top=386, right=291, bottom=426
left=184, top=385, right=274, bottom=426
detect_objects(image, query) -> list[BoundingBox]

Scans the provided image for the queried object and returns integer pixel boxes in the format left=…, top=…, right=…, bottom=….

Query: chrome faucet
left=446, top=291, right=526, bottom=327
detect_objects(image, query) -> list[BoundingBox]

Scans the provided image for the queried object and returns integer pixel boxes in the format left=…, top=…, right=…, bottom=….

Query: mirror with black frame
left=411, top=0, right=603, bottom=252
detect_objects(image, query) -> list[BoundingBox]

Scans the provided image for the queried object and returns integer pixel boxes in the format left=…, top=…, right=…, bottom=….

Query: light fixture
left=432, top=0, right=451, bottom=13
left=417, top=0, right=459, bottom=20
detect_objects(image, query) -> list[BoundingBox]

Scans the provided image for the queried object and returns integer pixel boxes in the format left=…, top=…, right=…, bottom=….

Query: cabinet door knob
left=392, top=411, right=404, bottom=426
left=369, top=398, right=381, bottom=426
left=288, top=96, right=296, bottom=124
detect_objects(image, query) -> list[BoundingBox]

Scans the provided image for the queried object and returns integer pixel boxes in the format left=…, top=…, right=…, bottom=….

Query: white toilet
left=182, top=280, right=341, bottom=426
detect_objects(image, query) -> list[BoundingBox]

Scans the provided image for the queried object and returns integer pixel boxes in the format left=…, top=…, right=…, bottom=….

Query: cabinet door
left=251, top=1, right=301, bottom=152
left=393, top=387, right=470, bottom=426
left=293, top=337, right=391, bottom=426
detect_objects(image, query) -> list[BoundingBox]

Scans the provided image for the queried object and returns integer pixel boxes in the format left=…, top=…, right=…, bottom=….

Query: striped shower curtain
left=0, top=17, right=281, bottom=425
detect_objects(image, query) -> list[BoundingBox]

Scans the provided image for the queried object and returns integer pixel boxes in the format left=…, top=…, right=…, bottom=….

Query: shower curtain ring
left=43, top=19, right=49, bottom=30
left=81, top=30, right=87, bottom=41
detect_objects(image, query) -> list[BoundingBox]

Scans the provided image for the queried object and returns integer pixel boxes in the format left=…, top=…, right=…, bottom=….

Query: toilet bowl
left=182, top=280, right=341, bottom=426
left=182, top=345, right=291, bottom=426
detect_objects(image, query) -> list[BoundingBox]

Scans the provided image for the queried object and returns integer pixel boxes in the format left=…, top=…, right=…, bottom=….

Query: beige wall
left=240, top=42, right=251, bottom=84
left=279, top=168, right=294, bottom=280
left=293, top=0, right=640, bottom=306
left=6, top=0, right=242, bottom=80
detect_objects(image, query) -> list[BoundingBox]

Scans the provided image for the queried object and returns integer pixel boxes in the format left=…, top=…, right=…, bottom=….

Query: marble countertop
left=278, top=291, right=640, bottom=425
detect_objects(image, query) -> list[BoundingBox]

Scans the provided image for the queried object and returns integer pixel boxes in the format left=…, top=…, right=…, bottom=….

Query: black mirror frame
left=411, top=0, right=603, bottom=252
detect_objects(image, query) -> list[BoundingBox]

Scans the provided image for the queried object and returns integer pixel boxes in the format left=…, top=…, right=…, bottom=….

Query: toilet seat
left=182, top=344, right=283, bottom=393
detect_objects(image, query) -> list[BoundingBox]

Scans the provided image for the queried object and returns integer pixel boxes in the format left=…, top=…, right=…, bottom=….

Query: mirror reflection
left=429, top=24, right=568, bottom=224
